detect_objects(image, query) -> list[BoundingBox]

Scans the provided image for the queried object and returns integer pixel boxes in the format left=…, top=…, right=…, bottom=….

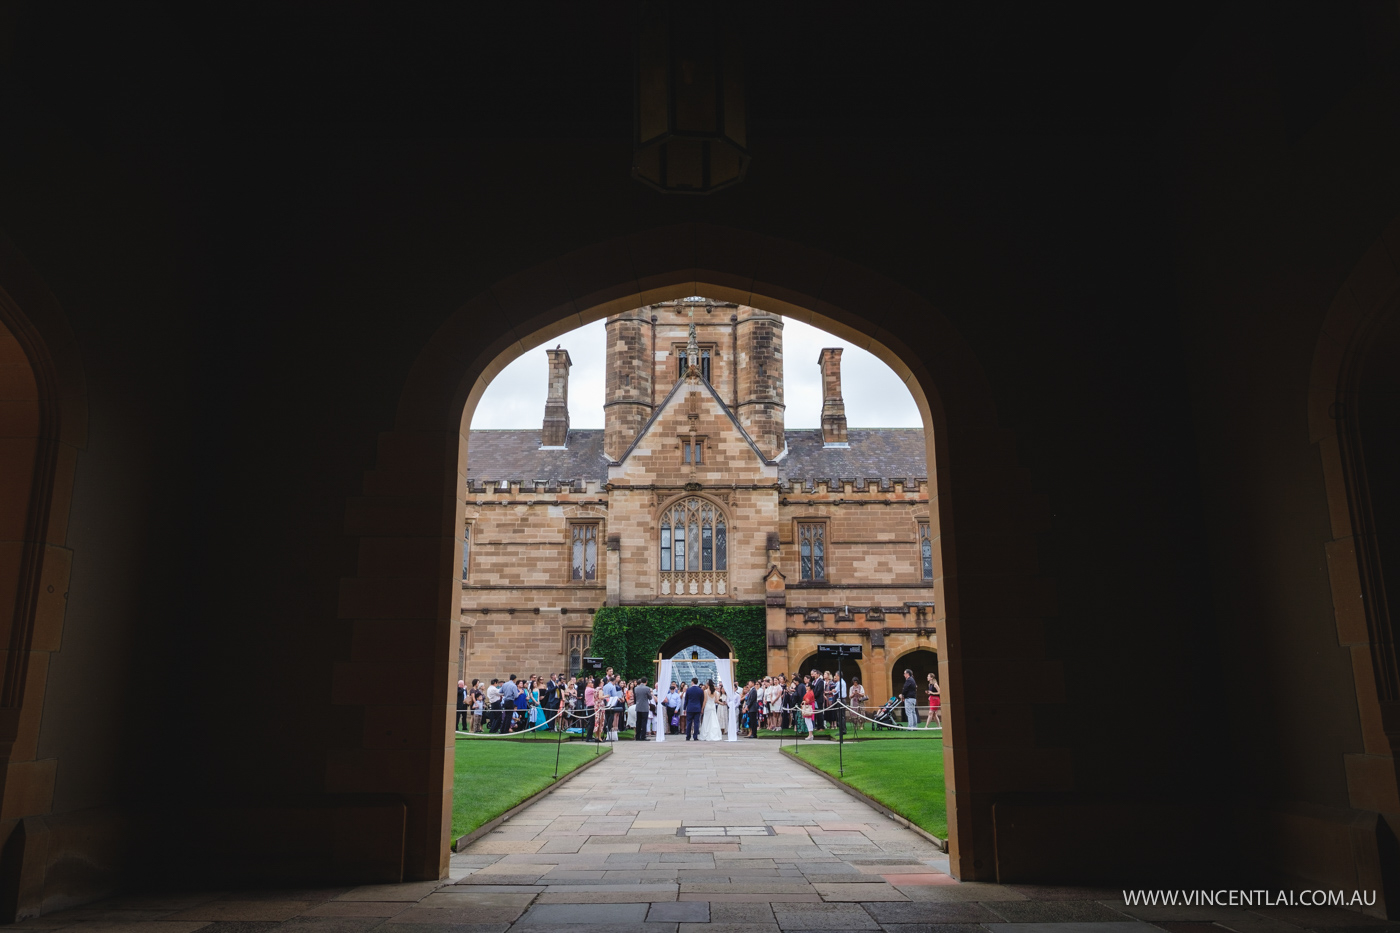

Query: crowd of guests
left=455, top=666, right=943, bottom=738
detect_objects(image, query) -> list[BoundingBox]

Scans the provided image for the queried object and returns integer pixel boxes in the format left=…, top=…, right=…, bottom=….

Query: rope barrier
left=454, top=699, right=941, bottom=737
left=454, top=702, right=567, bottom=737
left=828, top=699, right=942, bottom=732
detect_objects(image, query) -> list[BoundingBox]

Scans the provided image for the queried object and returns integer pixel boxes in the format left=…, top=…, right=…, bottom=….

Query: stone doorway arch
left=1306, top=217, right=1400, bottom=900
left=793, top=650, right=864, bottom=693
left=0, top=234, right=88, bottom=919
left=891, top=648, right=940, bottom=723
left=658, top=625, right=734, bottom=662
left=343, top=222, right=1059, bottom=882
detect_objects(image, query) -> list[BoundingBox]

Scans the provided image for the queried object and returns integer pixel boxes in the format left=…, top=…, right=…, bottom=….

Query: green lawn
left=785, top=737, right=948, bottom=839
left=452, top=739, right=604, bottom=841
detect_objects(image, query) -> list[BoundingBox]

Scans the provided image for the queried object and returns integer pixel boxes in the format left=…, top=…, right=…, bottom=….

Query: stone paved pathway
left=19, top=740, right=1398, bottom=932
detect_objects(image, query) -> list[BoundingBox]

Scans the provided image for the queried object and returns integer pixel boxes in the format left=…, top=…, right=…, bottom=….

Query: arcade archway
left=793, top=650, right=864, bottom=693
left=892, top=648, right=940, bottom=722
left=345, top=223, right=1061, bottom=881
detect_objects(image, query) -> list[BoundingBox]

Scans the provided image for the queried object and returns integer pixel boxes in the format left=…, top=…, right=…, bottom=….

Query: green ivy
left=591, top=606, right=767, bottom=684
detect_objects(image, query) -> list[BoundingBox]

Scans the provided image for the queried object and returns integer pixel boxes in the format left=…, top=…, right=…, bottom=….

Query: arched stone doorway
left=0, top=237, right=88, bottom=919
left=1308, top=221, right=1400, bottom=901
left=892, top=648, right=940, bottom=724
left=793, top=650, right=864, bottom=694
left=660, top=626, right=734, bottom=687
left=345, top=223, right=1060, bottom=882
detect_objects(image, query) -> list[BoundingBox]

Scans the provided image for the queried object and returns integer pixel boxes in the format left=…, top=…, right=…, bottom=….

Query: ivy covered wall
left=590, top=606, right=767, bottom=684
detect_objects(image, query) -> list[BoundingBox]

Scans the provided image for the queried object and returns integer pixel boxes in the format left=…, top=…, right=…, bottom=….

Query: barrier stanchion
left=554, top=706, right=564, bottom=778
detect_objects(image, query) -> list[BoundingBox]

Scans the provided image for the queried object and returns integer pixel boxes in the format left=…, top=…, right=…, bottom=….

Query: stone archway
left=892, top=648, right=940, bottom=723
left=793, top=650, right=864, bottom=693
left=343, top=222, right=1060, bottom=882
left=1306, top=216, right=1400, bottom=899
left=658, top=625, right=734, bottom=661
left=0, top=233, right=88, bottom=919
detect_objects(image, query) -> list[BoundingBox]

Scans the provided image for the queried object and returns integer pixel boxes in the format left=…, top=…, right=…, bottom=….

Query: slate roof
left=779, top=428, right=927, bottom=490
left=465, top=426, right=926, bottom=490
left=466, top=430, right=608, bottom=487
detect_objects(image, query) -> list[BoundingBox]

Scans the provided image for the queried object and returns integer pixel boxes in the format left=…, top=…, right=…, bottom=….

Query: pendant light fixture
left=633, top=0, right=749, bottom=194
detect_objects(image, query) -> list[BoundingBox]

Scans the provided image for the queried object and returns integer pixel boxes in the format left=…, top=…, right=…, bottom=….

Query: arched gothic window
left=659, top=497, right=727, bottom=595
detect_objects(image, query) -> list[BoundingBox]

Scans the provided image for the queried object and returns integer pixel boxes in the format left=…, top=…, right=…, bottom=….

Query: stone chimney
left=819, top=348, right=848, bottom=446
left=542, top=348, right=571, bottom=448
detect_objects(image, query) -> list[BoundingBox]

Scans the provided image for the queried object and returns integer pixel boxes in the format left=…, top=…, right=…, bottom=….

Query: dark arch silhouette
left=346, top=221, right=1056, bottom=882
left=793, top=651, right=864, bottom=689
left=658, top=625, right=734, bottom=661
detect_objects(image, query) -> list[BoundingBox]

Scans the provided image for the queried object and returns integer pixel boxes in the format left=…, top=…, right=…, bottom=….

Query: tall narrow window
left=701, top=504, right=714, bottom=570
left=571, top=523, right=599, bottom=581
left=715, top=516, right=727, bottom=570
left=799, top=522, right=826, bottom=581
left=700, top=348, right=711, bottom=381
left=462, top=523, right=471, bottom=580
left=919, top=522, right=933, bottom=581
left=567, top=632, right=591, bottom=673
left=683, top=439, right=691, bottom=463
left=458, top=631, right=467, bottom=684
left=660, top=522, right=672, bottom=571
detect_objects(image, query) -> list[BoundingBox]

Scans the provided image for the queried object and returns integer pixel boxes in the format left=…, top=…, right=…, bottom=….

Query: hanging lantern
left=633, top=0, right=749, bottom=194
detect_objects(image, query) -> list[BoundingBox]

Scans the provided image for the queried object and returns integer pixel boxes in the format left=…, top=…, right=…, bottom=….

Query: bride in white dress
left=698, top=681, right=724, bottom=741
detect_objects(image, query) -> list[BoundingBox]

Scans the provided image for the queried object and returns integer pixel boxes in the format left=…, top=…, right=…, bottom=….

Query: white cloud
left=469, top=313, right=919, bottom=430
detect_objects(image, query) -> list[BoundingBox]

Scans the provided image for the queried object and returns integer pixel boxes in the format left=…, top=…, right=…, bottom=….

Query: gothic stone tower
left=604, top=298, right=785, bottom=459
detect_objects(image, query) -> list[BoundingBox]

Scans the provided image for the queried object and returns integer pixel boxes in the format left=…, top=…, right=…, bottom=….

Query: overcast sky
left=469, top=316, right=920, bottom=430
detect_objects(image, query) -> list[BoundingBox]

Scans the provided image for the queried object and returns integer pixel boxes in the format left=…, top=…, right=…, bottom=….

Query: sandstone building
left=460, top=299, right=938, bottom=699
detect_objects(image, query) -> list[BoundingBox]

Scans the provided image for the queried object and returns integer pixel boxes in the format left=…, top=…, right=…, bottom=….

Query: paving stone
left=874, top=925, right=993, bottom=933
left=710, top=902, right=777, bottom=923
left=1248, top=909, right=1393, bottom=930
left=986, top=901, right=1134, bottom=923
left=418, top=893, right=536, bottom=910
left=166, top=903, right=315, bottom=923
left=881, top=874, right=957, bottom=886
left=680, top=883, right=815, bottom=895
left=647, top=902, right=710, bottom=922
left=984, top=924, right=1163, bottom=933
left=536, top=892, right=677, bottom=904
left=94, top=894, right=229, bottom=912
left=514, top=902, right=649, bottom=924
left=284, top=917, right=406, bottom=931
left=454, top=876, right=546, bottom=887
left=391, top=906, right=528, bottom=925
left=770, top=902, right=882, bottom=929
left=677, top=923, right=781, bottom=933
left=299, top=903, right=412, bottom=918
left=376, top=924, right=509, bottom=933
left=864, top=902, right=1003, bottom=924
left=678, top=894, right=821, bottom=904
left=336, top=884, right=443, bottom=903
left=896, top=883, right=1029, bottom=902
left=811, top=882, right=907, bottom=902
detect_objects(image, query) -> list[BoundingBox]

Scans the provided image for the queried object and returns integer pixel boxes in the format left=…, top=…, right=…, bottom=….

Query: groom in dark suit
left=684, top=678, right=705, bottom=741
left=744, top=681, right=762, bottom=738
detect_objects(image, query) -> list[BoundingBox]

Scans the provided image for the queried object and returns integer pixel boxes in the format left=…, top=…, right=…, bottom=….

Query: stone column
left=764, top=561, right=786, bottom=674
left=605, top=533, right=621, bottom=607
